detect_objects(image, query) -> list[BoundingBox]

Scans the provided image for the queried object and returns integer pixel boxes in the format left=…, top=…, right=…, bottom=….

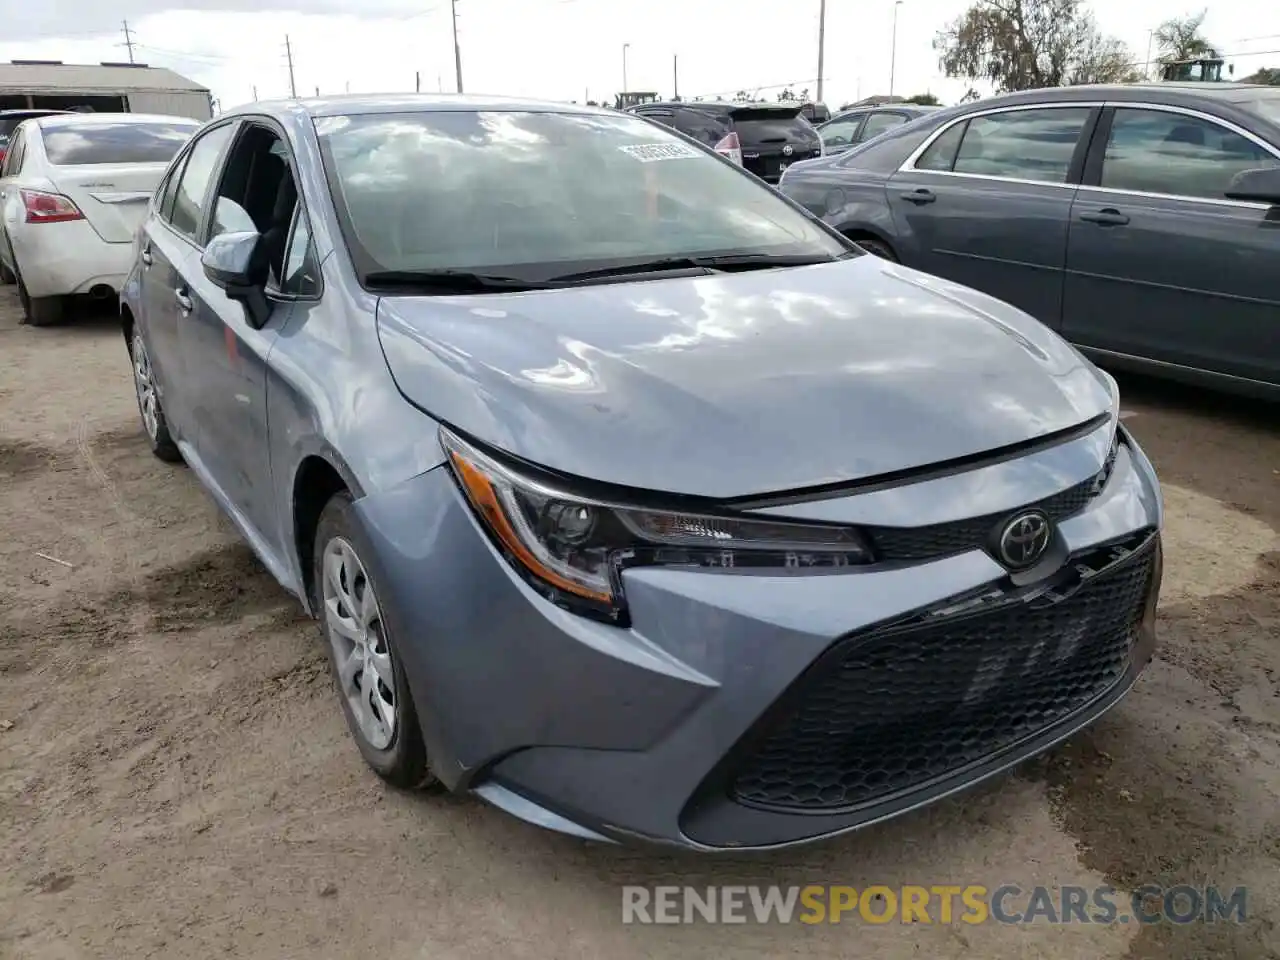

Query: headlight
left=441, top=428, right=873, bottom=623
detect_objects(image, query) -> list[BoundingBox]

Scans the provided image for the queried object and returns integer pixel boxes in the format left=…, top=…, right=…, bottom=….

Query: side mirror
left=1224, top=166, right=1280, bottom=206
left=201, top=230, right=272, bottom=328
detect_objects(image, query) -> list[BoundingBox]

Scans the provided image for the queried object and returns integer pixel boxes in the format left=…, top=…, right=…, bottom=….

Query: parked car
left=0, top=112, right=199, bottom=325
left=0, top=109, right=68, bottom=167
left=626, top=99, right=823, bottom=182
left=816, top=104, right=942, bottom=154
left=779, top=83, right=1280, bottom=398
left=121, top=95, right=1162, bottom=851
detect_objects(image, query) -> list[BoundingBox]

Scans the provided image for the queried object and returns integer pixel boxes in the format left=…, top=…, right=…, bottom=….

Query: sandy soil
left=1, top=291, right=1277, bottom=959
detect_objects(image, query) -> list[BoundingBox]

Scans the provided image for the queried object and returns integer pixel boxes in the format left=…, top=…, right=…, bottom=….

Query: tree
left=776, top=86, right=797, bottom=101
left=1155, top=10, right=1217, bottom=64
left=733, top=89, right=751, bottom=102
left=799, top=87, right=811, bottom=101
left=1242, top=66, right=1280, bottom=84
left=960, top=86, right=983, bottom=102
left=904, top=92, right=941, bottom=105
left=935, top=0, right=1140, bottom=92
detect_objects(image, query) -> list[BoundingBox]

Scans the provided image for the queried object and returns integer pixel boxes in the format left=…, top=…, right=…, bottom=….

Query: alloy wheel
left=321, top=536, right=397, bottom=750
left=132, top=333, right=160, bottom=442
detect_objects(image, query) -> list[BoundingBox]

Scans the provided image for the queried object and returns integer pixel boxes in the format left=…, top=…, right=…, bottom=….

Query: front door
left=1062, top=105, right=1280, bottom=385
left=886, top=105, right=1096, bottom=329
left=180, top=120, right=311, bottom=546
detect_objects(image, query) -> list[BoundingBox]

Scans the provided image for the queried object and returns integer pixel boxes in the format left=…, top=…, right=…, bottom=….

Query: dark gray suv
left=779, top=83, right=1280, bottom=397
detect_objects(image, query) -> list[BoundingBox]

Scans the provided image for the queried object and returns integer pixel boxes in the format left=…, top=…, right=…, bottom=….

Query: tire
left=15, top=265, right=65, bottom=326
left=313, top=491, right=436, bottom=790
left=128, top=330, right=182, bottom=463
left=854, top=237, right=898, bottom=262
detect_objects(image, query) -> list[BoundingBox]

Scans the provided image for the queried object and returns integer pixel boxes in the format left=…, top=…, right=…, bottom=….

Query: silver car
left=120, top=95, right=1163, bottom=850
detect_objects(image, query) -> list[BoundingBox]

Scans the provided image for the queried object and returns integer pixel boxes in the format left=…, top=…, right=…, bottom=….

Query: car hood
left=376, top=257, right=1114, bottom=499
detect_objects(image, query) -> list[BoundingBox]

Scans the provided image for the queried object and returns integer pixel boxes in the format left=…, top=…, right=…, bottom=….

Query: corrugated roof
left=0, top=62, right=208, bottom=93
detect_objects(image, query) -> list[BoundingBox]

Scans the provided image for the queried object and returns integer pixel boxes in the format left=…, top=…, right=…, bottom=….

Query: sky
left=0, top=0, right=1275, bottom=112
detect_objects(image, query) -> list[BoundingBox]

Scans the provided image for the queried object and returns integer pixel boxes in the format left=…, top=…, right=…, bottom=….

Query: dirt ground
left=1, top=289, right=1277, bottom=960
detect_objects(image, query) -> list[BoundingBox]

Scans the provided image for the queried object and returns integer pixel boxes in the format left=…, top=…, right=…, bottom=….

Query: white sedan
left=0, top=112, right=198, bottom=326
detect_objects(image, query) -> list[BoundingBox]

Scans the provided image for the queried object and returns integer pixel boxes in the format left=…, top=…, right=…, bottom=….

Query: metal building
left=0, top=61, right=213, bottom=121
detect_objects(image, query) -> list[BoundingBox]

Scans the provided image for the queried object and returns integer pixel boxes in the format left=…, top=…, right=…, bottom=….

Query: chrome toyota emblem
left=996, top=511, right=1052, bottom=569
left=782, top=144, right=794, bottom=156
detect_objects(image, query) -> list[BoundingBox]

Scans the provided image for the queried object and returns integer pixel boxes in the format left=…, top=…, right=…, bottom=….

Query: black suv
left=627, top=101, right=823, bottom=183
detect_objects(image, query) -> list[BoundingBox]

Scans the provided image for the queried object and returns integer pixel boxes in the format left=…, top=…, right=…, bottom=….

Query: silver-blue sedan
left=120, top=94, right=1163, bottom=850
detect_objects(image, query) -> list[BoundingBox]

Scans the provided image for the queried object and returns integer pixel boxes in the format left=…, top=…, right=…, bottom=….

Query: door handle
left=140, top=246, right=153, bottom=266
left=900, top=188, right=936, bottom=205
left=174, top=288, right=193, bottom=313
left=1079, top=208, right=1130, bottom=226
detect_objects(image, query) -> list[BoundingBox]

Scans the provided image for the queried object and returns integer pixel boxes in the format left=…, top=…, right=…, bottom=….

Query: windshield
left=315, top=109, right=847, bottom=280
left=42, top=120, right=197, bottom=165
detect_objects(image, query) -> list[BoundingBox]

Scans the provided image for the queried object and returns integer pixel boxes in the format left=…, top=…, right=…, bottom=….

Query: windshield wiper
left=549, top=253, right=846, bottom=283
left=364, top=269, right=559, bottom=293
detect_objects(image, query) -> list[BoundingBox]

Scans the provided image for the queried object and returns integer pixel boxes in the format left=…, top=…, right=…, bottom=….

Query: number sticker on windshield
left=618, top=142, right=701, bottom=162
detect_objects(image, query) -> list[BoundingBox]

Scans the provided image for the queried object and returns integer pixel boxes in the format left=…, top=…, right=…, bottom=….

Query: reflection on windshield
left=317, top=109, right=847, bottom=278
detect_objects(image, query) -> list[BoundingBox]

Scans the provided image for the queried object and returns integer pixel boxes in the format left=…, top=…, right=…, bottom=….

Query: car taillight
left=22, top=189, right=84, bottom=224
left=0, top=149, right=6, bottom=166
left=714, top=131, right=744, bottom=166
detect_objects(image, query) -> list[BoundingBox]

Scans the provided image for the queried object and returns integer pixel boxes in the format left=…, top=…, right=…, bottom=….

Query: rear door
left=729, top=105, right=823, bottom=182
left=885, top=104, right=1097, bottom=328
left=1062, top=104, right=1280, bottom=385
left=136, top=121, right=237, bottom=439
left=40, top=118, right=196, bottom=244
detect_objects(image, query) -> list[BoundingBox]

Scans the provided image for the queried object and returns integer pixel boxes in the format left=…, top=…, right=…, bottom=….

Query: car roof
left=36, top=111, right=200, bottom=129
left=967, top=82, right=1275, bottom=108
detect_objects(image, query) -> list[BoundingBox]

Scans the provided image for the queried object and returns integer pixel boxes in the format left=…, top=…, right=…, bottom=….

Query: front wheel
left=130, top=330, right=181, bottom=462
left=314, top=492, right=436, bottom=790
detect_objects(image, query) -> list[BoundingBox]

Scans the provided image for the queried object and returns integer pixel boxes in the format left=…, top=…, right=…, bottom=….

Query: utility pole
left=816, top=0, right=826, bottom=102
left=121, top=21, right=137, bottom=64
left=622, top=42, right=630, bottom=94
left=415, top=71, right=421, bottom=92
left=1145, top=29, right=1155, bottom=80
left=673, top=54, right=679, bottom=100
left=284, top=34, right=297, bottom=99
left=315, top=85, right=320, bottom=97
left=450, top=0, right=464, bottom=93
left=889, top=1, right=903, bottom=97
left=252, top=85, right=258, bottom=101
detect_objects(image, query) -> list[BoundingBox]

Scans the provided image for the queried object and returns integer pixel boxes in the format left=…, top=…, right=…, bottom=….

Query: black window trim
left=2, top=126, right=25, bottom=176
left=159, top=117, right=241, bottom=249
left=898, top=101, right=1106, bottom=188
left=266, top=202, right=324, bottom=303
left=1079, top=101, right=1280, bottom=210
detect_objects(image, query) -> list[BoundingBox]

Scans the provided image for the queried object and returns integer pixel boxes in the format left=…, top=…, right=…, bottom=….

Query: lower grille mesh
left=730, top=542, right=1155, bottom=812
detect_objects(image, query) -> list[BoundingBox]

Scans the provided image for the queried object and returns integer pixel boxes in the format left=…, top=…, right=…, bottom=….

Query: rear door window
left=41, top=121, right=197, bottom=165
left=859, top=112, right=909, bottom=142
left=1, top=128, right=25, bottom=176
left=1099, top=108, right=1280, bottom=200
left=951, top=107, right=1091, bottom=183
left=820, top=114, right=865, bottom=149
left=914, top=121, right=967, bottom=171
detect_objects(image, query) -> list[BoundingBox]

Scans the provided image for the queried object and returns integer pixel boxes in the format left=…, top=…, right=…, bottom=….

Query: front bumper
left=352, top=422, right=1162, bottom=851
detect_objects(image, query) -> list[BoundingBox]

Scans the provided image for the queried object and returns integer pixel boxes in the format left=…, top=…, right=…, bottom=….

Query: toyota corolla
left=120, top=95, right=1163, bottom=850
